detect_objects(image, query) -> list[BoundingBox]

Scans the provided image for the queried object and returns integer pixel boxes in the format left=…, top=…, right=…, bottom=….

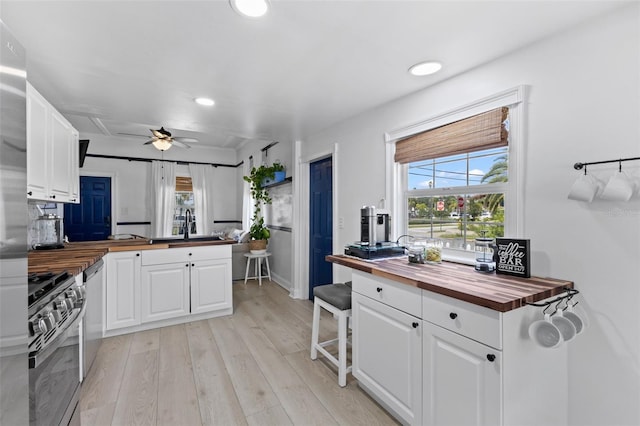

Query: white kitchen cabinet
left=105, top=251, right=141, bottom=330
left=422, top=321, right=501, bottom=426
left=26, top=82, right=79, bottom=203
left=352, top=273, right=422, bottom=425
left=140, top=262, right=190, bottom=323
left=351, top=269, right=568, bottom=426
left=140, top=246, right=232, bottom=321
left=190, top=258, right=232, bottom=314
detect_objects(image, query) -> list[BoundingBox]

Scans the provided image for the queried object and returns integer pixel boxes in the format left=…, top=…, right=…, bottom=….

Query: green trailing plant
left=243, top=165, right=278, bottom=241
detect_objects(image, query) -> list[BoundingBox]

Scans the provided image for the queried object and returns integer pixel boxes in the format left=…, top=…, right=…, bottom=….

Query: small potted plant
left=272, top=160, right=286, bottom=183
left=243, top=165, right=275, bottom=252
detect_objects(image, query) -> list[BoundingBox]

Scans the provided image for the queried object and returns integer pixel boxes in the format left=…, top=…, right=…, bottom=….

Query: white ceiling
left=1, top=1, right=627, bottom=151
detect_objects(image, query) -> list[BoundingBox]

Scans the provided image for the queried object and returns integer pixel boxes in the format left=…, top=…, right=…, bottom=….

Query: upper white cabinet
left=26, top=82, right=79, bottom=203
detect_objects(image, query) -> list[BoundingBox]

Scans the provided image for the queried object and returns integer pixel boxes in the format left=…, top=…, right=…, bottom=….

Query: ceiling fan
left=119, top=127, right=199, bottom=151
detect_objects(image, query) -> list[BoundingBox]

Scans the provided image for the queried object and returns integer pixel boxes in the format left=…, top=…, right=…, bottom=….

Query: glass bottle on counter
left=425, top=238, right=443, bottom=264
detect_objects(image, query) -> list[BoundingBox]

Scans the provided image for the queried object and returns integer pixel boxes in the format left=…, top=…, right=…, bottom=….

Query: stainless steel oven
left=28, top=271, right=85, bottom=426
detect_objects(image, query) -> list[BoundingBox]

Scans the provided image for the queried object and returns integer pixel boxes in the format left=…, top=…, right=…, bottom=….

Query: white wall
left=236, top=139, right=294, bottom=290
left=301, top=5, right=640, bottom=425
left=80, top=133, right=240, bottom=237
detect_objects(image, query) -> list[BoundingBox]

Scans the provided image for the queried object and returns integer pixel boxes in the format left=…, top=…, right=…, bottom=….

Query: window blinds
left=175, top=176, right=193, bottom=192
left=394, top=107, right=509, bottom=164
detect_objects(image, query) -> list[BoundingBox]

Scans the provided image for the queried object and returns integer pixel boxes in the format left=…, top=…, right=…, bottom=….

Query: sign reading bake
left=495, top=238, right=531, bottom=278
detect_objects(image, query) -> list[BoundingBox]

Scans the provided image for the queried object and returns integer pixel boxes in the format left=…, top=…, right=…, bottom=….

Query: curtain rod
left=85, top=153, right=243, bottom=168
left=574, top=156, right=640, bottom=170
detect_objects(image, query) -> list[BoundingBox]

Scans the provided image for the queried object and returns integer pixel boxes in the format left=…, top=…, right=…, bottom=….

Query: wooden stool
left=243, top=252, right=272, bottom=286
left=310, top=282, right=352, bottom=387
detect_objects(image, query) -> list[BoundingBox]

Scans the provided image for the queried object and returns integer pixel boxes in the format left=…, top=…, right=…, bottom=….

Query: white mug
left=551, top=310, right=577, bottom=342
left=563, top=303, right=584, bottom=335
left=528, top=313, right=563, bottom=349
left=599, top=171, right=635, bottom=201
left=568, top=174, right=602, bottom=202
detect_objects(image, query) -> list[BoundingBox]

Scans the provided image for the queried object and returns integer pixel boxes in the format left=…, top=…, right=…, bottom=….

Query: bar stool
left=310, top=282, right=352, bottom=387
left=243, top=252, right=272, bottom=286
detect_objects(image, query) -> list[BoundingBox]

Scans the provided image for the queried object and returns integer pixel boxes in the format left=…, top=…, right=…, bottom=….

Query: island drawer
left=352, top=271, right=422, bottom=318
left=422, top=290, right=502, bottom=350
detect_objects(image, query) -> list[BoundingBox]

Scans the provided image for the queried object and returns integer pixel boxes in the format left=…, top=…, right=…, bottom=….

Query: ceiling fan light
left=409, top=61, right=442, bottom=76
left=195, top=97, right=215, bottom=106
left=152, top=139, right=172, bottom=151
left=230, top=0, right=269, bottom=18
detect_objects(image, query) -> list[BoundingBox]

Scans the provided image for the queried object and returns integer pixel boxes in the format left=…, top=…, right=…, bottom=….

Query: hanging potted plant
left=243, top=165, right=275, bottom=252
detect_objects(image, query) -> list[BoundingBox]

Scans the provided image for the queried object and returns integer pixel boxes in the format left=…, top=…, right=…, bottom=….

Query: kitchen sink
left=148, top=235, right=223, bottom=244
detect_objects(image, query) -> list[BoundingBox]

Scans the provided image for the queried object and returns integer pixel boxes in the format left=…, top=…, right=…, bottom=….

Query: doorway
left=308, top=157, right=333, bottom=299
left=64, top=176, right=112, bottom=241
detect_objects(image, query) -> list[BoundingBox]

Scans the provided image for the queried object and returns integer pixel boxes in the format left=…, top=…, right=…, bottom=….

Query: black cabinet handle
left=51, top=195, right=56, bottom=199
left=486, top=354, right=496, bottom=362
left=189, top=253, right=192, bottom=256
left=191, top=263, right=195, bottom=267
left=27, top=191, right=32, bottom=196
left=412, top=322, right=419, bottom=328
left=376, top=287, right=382, bottom=293
left=449, top=312, right=458, bottom=320
left=186, top=263, right=189, bottom=267
left=136, top=253, right=140, bottom=257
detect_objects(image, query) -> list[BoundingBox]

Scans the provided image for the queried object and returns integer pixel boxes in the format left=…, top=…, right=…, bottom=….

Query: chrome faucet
left=184, top=209, right=192, bottom=239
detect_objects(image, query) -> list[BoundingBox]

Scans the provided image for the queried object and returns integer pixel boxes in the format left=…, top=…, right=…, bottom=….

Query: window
left=406, top=146, right=507, bottom=253
left=173, top=176, right=197, bottom=236
left=387, top=87, right=524, bottom=263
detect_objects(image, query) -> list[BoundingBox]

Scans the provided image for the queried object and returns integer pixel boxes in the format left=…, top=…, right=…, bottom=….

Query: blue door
left=309, top=157, right=333, bottom=299
left=64, top=176, right=112, bottom=241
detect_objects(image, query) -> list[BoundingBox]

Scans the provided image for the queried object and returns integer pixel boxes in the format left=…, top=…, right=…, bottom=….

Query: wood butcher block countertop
left=327, top=254, right=574, bottom=312
left=28, top=238, right=235, bottom=277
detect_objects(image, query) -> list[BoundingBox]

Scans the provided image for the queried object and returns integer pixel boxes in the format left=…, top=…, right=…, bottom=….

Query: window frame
left=384, top=86, right=526, bottom=263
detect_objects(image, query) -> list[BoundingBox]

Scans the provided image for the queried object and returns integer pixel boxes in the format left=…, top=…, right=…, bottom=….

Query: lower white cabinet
left=105, top=245, right=232, bottom=335
left=190, top=259, right=232, bottom=314
left=351, top=270, right=568, bottom=426
left=105, top=251, right=141, bottom=330
left=352, top=291, right=422, bottom=425
left=140, top=262, right=190, bottom=323
left=422, top=321, right=501, bottom=426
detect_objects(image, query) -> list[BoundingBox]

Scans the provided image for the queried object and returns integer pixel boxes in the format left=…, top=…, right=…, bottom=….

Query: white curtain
left=242, top=157, right=252, bottom=231
left=151, top=161, right=177, bottom=237
left=189, top=163, right=216, bottom=235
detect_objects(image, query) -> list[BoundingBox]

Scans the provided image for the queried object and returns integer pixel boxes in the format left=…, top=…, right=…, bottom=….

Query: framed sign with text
left=495, top=238, right=531, bottom=278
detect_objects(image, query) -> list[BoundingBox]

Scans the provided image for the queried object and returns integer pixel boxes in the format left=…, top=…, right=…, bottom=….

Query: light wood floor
left=80, top=279, right=399, bottom=426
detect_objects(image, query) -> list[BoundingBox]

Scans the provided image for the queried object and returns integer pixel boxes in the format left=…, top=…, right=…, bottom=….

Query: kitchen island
left=327, top=254, right=575, bottom=426
left=29, top=238, right=236, bottom=337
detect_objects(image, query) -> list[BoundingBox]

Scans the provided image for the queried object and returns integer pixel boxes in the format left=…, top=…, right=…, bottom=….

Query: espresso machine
left=346, top=206, right=403, bottom=259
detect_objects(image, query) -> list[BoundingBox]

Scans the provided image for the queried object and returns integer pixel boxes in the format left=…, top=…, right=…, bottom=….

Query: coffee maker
left=360, top=206, right=391, bottom=246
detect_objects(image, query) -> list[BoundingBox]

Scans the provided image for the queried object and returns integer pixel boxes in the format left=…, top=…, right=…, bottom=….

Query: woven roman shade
left=394, top=107, right=509, bottom=164
left=175, top=176, right=193, bottom=192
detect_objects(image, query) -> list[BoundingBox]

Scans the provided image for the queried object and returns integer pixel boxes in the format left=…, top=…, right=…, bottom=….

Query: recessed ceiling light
left=195, top=97, right=215, bottom=106
left=230, top=0, right=269, bottom=18
left=408, top=61, right=442, bottom=76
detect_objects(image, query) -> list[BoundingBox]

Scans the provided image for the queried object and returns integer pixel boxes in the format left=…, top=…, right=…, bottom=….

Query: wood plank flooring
left=80, top=280, right=399, bottom=426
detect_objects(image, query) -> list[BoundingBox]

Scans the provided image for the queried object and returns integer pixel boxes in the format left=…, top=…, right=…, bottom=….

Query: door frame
left=291, top=141, right=339, bottom=300
left=78, top=171, right=116, bottom=237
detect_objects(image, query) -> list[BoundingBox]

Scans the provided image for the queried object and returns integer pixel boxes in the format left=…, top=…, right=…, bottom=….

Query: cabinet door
left=49, top=109, right=73, bottom=202
left=68, top=128, right=79, bottom=203
left=190, top=258, right=232, bottom=314
left=422, top=321, right=501, bottom=426
left=106, top=252, right=141, bottom=330
left=26, top=83, right=48, bottom=200
left=352, top=292, right=422, bottom=425
left=140, top=263, right=190, bottom=323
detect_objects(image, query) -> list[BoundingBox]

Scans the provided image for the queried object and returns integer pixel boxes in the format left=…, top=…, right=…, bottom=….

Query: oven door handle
left=29, top=304, right=86, bottom=369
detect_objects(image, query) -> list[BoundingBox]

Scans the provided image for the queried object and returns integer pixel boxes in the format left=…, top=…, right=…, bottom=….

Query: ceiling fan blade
left=143, top=139, right=156, bottom=145
left=171, top=140, right=191, bottom=149
left=117, top=132, right=150, bottom=138
left=172, top=137, right=199, bottom=143
left=151, top=128, right=166, bottom=138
